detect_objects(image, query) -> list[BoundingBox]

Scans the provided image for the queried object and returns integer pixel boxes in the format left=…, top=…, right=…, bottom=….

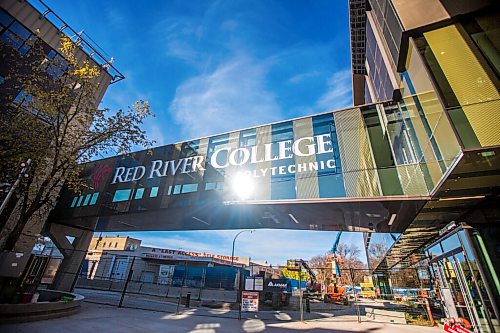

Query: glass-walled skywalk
left=51, top=98, right=462, bottom=234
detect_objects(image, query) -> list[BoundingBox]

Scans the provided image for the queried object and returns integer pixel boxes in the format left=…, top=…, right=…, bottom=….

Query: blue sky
left=43, top=0, right=365, bottom=265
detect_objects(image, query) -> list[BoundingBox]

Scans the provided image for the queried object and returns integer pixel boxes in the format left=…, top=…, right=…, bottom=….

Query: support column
left=48, top=223, right=93, bottom=292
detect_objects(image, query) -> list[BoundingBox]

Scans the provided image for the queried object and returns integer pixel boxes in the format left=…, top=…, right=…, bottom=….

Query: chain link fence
left=24, top=251, right=444, bottom=325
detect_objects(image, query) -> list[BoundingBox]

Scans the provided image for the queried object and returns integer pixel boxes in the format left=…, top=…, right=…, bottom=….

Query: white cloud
left=158, top=18, right=204, bottom=65
left=169, top=56, right=283, bottom=139
left=142, top=121, right=165, bottom=146
left=316, top=69, right=352, bottom=112
left=287, top=70, right=320, bottom=84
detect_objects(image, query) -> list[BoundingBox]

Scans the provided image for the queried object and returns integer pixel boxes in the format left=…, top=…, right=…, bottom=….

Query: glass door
left=427, top=227, right=499, bottom=333
left=453, top=252, right=493, bottom=333
left=439, top=256, right=478, bottom=330
left=435, top=253, right=493, bottom=332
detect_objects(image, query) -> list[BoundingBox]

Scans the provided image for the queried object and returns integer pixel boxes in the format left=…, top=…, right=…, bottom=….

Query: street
left=1, top=300, right=443, bottom=333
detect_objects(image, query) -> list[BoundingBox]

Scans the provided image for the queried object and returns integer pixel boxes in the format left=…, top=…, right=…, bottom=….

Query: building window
left=134, top=188, right=144, bottom=200
left=312, top=113, right=346, bottom=198
left=82, top=193, right=91, bottom=206
left=112, top=189, right=132, bottom=202
left=167, top=183, right=199, bottom=195
left=239, top=129, right=256, bottom=147
left=181, top=183, right=198, bottom=194
left=150, top=187, right=159, bottom=197
left=271, top=122, right=295, bottom=200
left=12, top=89, right=56, bottom=123
left=0, top=9, right=36, bottom=55
left=44, top=49, right=69, bottom=79
left=173, top=185, right=181, bottom=195
left=180, top=140, right=200, bottom=158
left=0, top=8, right=13, bottom=27
left=383, top=105, right=418, bottom=165
left=463, top=13, right=500, bottom=79
left=205, top=182, right=221, bottom=191
left=90, top=192, right=99, bottom=205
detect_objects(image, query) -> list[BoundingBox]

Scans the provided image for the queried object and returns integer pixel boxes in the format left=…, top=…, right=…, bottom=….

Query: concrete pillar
left=48, top=223, right=93, bottom=292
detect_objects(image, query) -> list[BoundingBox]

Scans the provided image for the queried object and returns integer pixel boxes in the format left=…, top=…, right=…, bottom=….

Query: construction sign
left=241, top=291, right=259, bottom=312
left=360, top=282, right=375, bottom=296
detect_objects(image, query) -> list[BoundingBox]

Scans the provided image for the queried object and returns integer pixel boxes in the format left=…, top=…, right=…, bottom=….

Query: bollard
left=305, top=298, right=311, bottom=313
left=185, top=292, right=191, bottom=308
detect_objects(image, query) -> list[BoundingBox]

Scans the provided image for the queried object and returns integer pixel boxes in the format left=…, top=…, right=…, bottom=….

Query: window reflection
left=441, top=233, right=461, bottom=253
left=313, top=114, right=345, bottom=198
left=271, top=122, right=295, bottom=200
left=0, top=17, right=36, bottom=55
left=384, top=104, right=417, bottom=165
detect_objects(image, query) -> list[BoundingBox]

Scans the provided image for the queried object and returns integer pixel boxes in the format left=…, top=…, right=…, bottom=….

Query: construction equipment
left=260, top=277, right=291, bottom=310
left=324, top=232, right=348, bottom=304
left=284, top=259, right=321, bottom=295
left=330, top=231, right=343, bottom=280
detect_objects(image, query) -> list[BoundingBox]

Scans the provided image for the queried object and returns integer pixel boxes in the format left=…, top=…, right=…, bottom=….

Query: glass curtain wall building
left=349, top=0, right=499, bottom=331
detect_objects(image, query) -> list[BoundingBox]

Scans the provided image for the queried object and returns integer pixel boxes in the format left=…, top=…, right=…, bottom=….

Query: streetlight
left=0, top=159, right=31, bottom=217
left=231, top=230, right=254, bottom=266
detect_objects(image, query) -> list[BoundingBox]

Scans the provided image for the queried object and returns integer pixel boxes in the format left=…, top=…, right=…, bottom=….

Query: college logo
left=91, top=164, right=113, bottom=189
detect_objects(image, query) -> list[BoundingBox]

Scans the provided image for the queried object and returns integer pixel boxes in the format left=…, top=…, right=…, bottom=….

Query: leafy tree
left=335, top=243, right=366, bottom=284
left=308, top=254, right=331, bottom=285
left=0, top=35, right=154, bottom=252
left=309, top=244, right=368, bottom=286
left=368, top=241, right=390, bottom=270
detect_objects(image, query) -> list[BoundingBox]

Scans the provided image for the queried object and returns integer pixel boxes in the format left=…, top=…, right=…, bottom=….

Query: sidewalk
left=1, top=301, right=442, bottom=333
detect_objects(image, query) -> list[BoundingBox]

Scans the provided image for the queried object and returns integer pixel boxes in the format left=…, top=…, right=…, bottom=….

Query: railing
left=27, top=0, right=125, bottom=83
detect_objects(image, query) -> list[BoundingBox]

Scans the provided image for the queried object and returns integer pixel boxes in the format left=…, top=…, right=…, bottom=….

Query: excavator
left=323, top=232, right=348, bottom=304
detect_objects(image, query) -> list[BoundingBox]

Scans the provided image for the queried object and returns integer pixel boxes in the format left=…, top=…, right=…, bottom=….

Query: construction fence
left=26, top=252, right=443, bottom=325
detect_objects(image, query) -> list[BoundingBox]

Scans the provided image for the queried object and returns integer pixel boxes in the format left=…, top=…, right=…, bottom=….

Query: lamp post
left=230, top=230, right=254, bottom=267
left=0, top=159, right=31, bottom=217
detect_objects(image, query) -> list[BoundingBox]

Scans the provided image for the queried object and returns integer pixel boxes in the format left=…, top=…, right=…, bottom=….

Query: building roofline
left=28, top=0, right=125, bottom=84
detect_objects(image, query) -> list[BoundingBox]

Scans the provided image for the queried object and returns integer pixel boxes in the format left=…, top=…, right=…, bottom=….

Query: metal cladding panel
left=424, top=25, right=500, bottom=147
left=334, top=108, right=381, bottom=197
left=396, top=164, right=429, bottom=196
left=293, top=118, right=319, bottom=199
left=255, top=125, right=273, bottom=200
left=224, top=131, right=242, bottom=180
